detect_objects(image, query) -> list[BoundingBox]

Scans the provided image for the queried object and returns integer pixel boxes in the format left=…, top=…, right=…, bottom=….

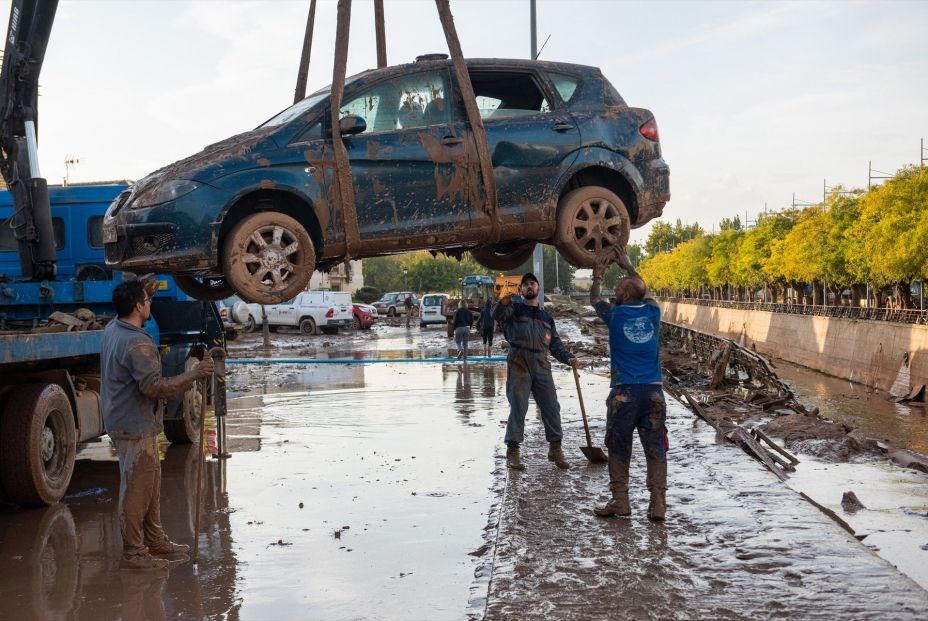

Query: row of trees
left=361, top=245, right=578, bottom=298
left=637, top=166, right=928, bottom=308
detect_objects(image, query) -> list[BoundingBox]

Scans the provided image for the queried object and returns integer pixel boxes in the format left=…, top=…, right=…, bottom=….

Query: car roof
left=347, top=57, right=599, bottom=85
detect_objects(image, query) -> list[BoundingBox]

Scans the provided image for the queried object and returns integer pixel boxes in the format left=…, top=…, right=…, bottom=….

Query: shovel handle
left=573, top=366, right=594, bottom=449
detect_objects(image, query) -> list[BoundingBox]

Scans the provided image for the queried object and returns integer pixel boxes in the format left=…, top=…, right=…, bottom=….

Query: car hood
left=132, top=127, right=280, bottom=195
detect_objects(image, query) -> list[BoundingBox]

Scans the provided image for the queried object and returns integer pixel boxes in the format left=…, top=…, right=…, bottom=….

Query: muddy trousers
left=455, top=327, right=470, bottom=357
left=114, top=435, right=170, bottom=559
left=504, top=356, right=563, bottom=444
left=605, top=384, right=668, bottom=518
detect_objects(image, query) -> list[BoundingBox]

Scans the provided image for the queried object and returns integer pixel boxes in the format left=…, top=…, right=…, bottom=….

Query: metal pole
left=529, top=0, right=544, bottom=292
left=293, top=0, right=317, bottom=104
left=374, top=0, right=387, bottom=67
left=261, top=305, right=271, bottom=348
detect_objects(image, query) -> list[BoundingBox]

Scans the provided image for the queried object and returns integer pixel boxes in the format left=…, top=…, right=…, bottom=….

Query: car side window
left=340, top=71, right=449, bottom=135
left=294, top=121, right=322, bottom=142
left=545, top=72, right=580, bottom=104
left=470, top=71, right=551, bottom=120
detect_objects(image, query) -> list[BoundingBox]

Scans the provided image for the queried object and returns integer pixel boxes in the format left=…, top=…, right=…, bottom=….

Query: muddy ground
left=0, top=317, right=926, bottom=619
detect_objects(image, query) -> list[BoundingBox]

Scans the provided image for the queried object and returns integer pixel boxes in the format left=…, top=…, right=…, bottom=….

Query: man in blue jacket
left=494, top=273, right=578, bottom=470
left=101, top=279, right=214, bottom=569
left=590, top=258, right=667, bottom=521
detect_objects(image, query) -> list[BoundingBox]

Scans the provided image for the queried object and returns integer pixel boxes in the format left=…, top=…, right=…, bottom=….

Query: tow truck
left=0, top=0, right=223, bottom=507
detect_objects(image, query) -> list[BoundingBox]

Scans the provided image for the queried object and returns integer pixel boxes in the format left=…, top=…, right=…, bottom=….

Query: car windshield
left=260, top=89, right=331, bottom=128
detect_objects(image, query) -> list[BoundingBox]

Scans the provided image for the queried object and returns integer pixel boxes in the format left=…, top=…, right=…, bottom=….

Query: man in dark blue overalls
left=590, top=261, right=667, bottom=521
left=495, top=273, right=578, bottom=471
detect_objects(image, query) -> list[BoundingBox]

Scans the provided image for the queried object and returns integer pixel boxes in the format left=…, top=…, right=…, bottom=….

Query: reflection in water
left=444, top=362, right=505, bottom=423
left=0, top=444, right=239, bottom=621
left=774, top=359, right=928, bottom=454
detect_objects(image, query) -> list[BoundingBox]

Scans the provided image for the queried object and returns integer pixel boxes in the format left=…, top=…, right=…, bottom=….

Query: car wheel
left=243, top=315, right=257, bottom=333
left=0, top=383, right=76, bottom=506
left=223, top=212, right=315, bottom=305
left=470, top=241, right=536, bottom=270
left=554, top=186, right=630, bottom=268
left=164, top=359, right=204, bottom=445
left=387, top=307, right=396, bottom=317
left=174, top=274, right=235, bottom=301
left=353, top=316, right=362, bottom=330
left=299, top=317, right=317, bottom=335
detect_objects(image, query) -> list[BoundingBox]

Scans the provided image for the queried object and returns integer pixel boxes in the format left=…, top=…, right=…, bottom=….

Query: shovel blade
left=581, top=445, right=608, bottom=464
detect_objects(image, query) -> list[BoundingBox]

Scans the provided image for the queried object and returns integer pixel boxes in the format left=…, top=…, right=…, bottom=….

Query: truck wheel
left=243, top=315, right=257, bottom=333
left=470, top=242, right=536, bottom=271
left=0, top=384, right=76, bottom=506
left=554, top=186, right=630, bottom=268
left=299, top=317, right=317, bottom=335
left=164, top=361, right=203, bottom=445
left=223, top=212, right=315, bottom=305
left=174, top=274, right=234, bottom=301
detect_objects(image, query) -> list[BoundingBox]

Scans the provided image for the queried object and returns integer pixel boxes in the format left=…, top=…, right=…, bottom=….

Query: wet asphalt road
left=0, top=324, right=926, bottom=620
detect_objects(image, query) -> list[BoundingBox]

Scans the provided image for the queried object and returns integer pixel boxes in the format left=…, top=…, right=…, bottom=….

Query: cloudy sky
left=7, top=0, right=928, bottom=243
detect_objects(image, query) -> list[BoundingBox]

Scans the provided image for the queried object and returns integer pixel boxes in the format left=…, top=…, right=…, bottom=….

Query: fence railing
left=656, top=297, right=928, bottom=325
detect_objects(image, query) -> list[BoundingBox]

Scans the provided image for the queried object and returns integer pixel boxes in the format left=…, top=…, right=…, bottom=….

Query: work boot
left=594, top=458, right=631, bottom=517
left=148, top=539, right=190, bottom=557
left=506, top=442, right=525, bottom=471
left=547, top=440, right=570, bottom=469
left=646, top=458, right=668, bottom=522
left=121, top=553, right=170, bottom=571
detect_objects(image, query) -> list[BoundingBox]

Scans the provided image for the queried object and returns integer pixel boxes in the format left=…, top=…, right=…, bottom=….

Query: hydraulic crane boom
left=0, top=0, right=59, bottom=280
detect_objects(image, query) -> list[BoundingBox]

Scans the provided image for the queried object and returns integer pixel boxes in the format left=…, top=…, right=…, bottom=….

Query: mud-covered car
left=103, top=57, right=669, bottom=304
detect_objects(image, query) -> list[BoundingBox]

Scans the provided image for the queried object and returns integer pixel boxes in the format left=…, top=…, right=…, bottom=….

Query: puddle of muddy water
left=773, top=359, right=928, bottom=454
left=0, top=356, right=510, bottom=621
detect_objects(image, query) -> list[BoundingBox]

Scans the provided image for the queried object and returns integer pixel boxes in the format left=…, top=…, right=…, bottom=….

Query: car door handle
left=553, top=121, right=574, bottom=132
left=441, top=136, right=464, bottom=146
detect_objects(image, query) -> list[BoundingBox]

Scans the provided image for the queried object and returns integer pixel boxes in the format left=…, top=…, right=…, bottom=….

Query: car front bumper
left=102, top=185, right=226, bottom=273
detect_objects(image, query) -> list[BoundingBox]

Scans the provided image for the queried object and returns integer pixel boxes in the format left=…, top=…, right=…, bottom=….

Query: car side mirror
left=338, top=115, right=367, bottom=136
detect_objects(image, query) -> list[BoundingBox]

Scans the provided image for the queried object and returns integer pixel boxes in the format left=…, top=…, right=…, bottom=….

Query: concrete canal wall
left=659, top=301, right=928, bottom=393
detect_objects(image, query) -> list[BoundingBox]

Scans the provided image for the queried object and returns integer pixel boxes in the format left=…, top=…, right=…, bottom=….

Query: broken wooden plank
left=726, top=427, right=790, bottom=482
left=709, top=341, right=733, bottom=390
left=751, top=427, right=800, bottom=465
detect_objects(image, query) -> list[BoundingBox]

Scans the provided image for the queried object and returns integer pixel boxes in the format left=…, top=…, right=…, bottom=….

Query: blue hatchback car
left=103, top=57, right=669, bottom=304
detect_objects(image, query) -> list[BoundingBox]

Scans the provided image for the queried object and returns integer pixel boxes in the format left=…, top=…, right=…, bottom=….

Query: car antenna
left=534, top=34, right=551, bottom=59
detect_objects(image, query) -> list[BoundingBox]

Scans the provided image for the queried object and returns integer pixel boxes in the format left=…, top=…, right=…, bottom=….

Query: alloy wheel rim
left=571, top=198, right=626, bottom=255
left=241, top=225, right=302, bottom=288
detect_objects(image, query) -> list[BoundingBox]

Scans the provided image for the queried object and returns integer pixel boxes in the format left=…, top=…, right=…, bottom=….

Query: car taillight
left=326, top=308, right=334, bottom=318
left=639, top=117, right=659, bottom=142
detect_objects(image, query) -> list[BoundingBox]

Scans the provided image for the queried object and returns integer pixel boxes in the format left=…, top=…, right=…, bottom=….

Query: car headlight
left=132, top=179, right=201, bottom=208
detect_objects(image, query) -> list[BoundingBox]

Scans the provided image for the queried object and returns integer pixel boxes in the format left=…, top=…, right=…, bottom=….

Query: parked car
left=419, top=293, right=449, bottom=327
left=263, top=290, right=353, bottom=335
left=102, top=57, right=669, bottom=305
left=352, top=303, right=378, bottom=330
left=373, top=291, right=419, bottom=317
left=222, top=295, right=263, bottom=332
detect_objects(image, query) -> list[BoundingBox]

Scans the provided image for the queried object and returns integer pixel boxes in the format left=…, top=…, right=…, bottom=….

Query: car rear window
left=470, top=71, right=551, bottom=119
left=545, top=72, right=580, bottom=104
left=423, top=296, right=443, bottom=306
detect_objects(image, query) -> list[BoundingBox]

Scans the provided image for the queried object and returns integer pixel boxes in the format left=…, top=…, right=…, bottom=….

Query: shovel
left=572, top=366, right=608, bottom=463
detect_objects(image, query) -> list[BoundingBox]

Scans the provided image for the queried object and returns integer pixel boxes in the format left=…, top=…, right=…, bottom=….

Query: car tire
left=554, top=186, right=630, bottom=268
left=164, top=360, right=203, bottom=445
left=387, top=307, right=396, bottom=317
left=470, top=241, right=536, bottom=271
left=0, top=383, right=76, bottom=507
left=174, top=274, right=235, bottom=301
left=223, top=212, right=315, bottom=305
left=352, top=316, right=362, bottom=330
left=299, top=317, right=317, bottom=335
left=243, top=315, right=257, bottom=333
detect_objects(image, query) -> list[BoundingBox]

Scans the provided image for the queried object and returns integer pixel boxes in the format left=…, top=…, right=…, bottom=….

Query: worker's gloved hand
left=569, top=357, right=580, bottom=369
left=194, top=357, right=215, bottom=379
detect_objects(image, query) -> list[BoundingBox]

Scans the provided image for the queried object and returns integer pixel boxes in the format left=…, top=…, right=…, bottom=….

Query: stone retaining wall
left=659, top=301, right=928, bottom=393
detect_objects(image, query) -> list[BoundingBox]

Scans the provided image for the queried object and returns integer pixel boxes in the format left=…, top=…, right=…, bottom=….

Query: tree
left=504, top=246, right=575, bottom=293
left=644, top=219, right=703, bottom=256
left=705, top=230, right=742, bottom=299
left=719, top=215, right=742, bottom=231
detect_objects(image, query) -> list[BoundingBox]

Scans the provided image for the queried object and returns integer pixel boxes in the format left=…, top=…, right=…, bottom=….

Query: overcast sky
left=7, top=0, right=928, bottom=243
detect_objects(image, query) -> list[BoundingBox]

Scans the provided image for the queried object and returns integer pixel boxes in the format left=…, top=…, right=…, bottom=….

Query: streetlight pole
left=403, top=267, right=408, bottom=291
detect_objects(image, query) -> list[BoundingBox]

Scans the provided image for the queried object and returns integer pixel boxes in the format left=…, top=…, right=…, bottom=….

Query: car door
left=467, top=67, right=581, bottom=227
left=330, top=68, right=483, bottom=243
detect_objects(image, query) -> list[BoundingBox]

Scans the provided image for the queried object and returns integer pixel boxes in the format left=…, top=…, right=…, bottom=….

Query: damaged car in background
left=103, top=57, right=669, bottom=304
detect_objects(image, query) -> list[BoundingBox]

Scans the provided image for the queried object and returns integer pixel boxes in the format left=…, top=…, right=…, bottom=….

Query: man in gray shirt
left=101, top=279, right=213, bottom=570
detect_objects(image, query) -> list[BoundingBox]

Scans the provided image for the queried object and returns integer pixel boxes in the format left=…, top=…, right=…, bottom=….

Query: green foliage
left=355, top=286, right=381, bottom=304
left=362, top=252, right=484, bottom=294
left=719, top=215, right=742, bottom=231
left=705, top=229, right=743, bottom=288
left=644, top=219, right=704, bottom=256
left=504, top=245, right=575, bottom=293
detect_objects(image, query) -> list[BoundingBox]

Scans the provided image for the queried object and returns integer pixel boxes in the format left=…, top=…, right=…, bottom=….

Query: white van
left=264, top=290, right=353, bottom=335
left=419, top=293, right=449, bottom=327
